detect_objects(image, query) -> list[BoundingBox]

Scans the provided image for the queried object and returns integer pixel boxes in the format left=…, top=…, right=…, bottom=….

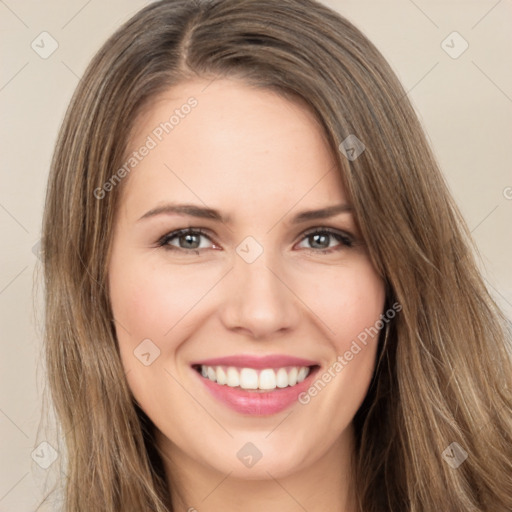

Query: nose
left=218, top=250, right=301, bottom=339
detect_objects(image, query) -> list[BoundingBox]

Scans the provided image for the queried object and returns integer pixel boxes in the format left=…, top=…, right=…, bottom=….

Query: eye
left=157, top=228, right=216, bottom=254
left=157, top=226, right=355, bottom=255
left=296, top=227, right=354, bottom=254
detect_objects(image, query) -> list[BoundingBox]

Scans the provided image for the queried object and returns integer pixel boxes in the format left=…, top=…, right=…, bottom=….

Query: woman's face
left=108, top=78, right=385, bottom=479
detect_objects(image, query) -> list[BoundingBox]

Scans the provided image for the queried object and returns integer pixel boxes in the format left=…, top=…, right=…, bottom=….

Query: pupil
left=182, top=234, right=199, bottom=249
left=311, top=233, right=328, bottom=249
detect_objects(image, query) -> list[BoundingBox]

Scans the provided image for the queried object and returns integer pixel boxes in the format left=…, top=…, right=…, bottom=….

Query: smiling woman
left=108, top=80, right=385, bottom=509
left=39, top=1, right=512, bottom=511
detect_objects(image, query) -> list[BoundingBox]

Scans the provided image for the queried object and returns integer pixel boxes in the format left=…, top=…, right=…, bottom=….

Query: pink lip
left=191, top=355, right=320, bottom=416
left=191, top=354, right=319, bottom=369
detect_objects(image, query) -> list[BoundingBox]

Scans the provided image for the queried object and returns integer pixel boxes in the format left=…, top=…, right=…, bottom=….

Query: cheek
left=108, top=255, right=209, bottom=420
left=294, top=260, right=385, bottom=413
left=297, top=259, right=385, bottom=349
left=109, top=257, right=220, bottom=351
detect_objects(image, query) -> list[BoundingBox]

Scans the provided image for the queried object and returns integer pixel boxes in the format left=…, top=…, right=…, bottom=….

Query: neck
left=155, top=423, right=358, bottom=512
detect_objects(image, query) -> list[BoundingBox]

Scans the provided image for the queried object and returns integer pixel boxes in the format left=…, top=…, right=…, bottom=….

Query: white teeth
left=207, top=366, right=216, bottom=382
left=259, top=369, right=276, bottom=390
left=240, top=368, right=259, bottom=389
left=198, top=365, right=313, bottom=390
left=226, top=367, right=240, bottom=387
left=216, top=366, right=227, bottom=385
left=288, top=367, right=298, bottom=386
left=297, top=367, right=308, bottom=383
left=276, top=368, right=289, bottom=388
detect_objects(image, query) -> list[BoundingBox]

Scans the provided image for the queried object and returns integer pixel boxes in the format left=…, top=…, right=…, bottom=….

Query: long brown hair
left=40, top=0, right=512, bottom=510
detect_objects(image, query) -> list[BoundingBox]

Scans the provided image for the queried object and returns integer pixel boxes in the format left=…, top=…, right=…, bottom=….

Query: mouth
left=190, top=360, right=321, bottom=415
left=191, top=364, right=320, bottom=392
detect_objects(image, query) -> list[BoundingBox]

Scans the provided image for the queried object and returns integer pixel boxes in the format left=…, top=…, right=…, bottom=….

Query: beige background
left=1, top=0, right=511, bottom=509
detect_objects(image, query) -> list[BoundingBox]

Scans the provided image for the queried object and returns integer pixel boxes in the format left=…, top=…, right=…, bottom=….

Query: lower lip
left=193, top=366, right=319, bottom=415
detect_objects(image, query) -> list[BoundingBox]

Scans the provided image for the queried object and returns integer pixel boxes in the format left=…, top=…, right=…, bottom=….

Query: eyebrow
left=137, top=202, right=353, bottom=224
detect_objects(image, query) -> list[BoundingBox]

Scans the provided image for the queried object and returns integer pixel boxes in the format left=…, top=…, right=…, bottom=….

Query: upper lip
left=191, top=354, right=319, bottom=369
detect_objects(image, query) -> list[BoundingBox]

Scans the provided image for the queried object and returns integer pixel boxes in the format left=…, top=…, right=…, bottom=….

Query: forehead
left=119, top=78, right=347, bottom=220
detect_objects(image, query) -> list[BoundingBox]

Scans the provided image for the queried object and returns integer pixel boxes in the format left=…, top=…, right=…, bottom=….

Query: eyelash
left=156, top=227, right=355, bottom=255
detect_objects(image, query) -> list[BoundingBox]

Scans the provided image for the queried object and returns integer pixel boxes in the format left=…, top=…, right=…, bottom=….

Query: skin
left=108, top=77, right=385, bottom=512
